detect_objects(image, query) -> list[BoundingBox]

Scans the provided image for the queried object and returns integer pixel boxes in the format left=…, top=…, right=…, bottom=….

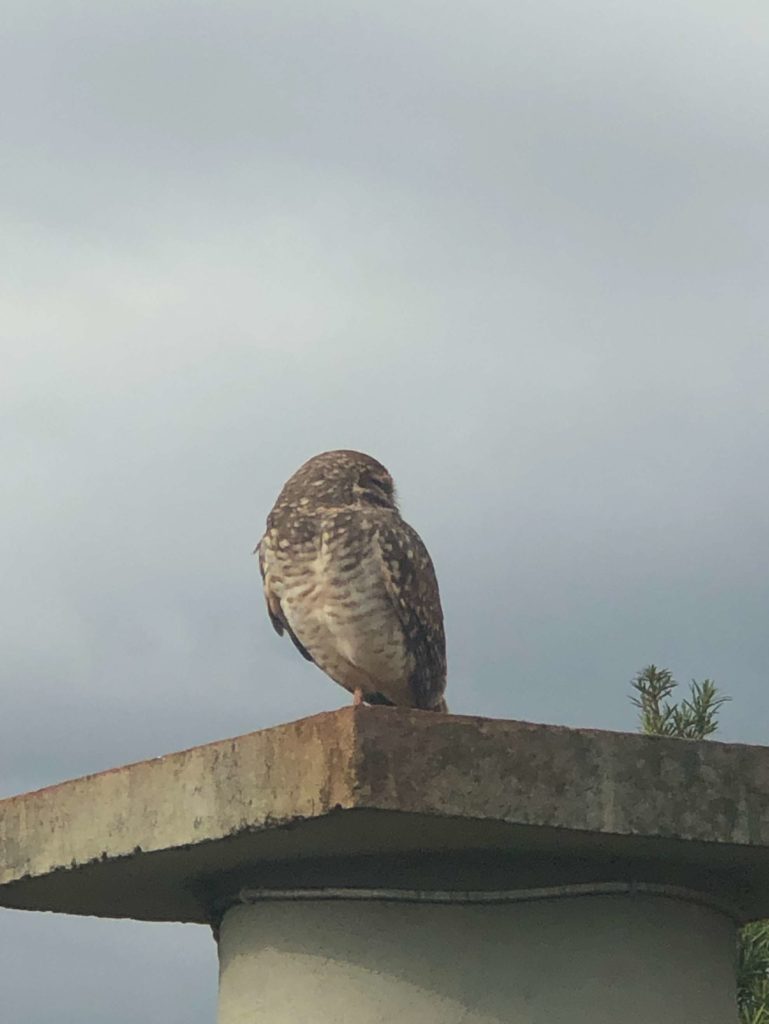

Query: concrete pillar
left=1, top=707, right=766, bottom=1021
left=216, top=887, right=738, bottom=1024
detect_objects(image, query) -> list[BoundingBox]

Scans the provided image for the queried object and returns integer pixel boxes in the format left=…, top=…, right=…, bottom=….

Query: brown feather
left=257, top=540, right=314, bottom=662
left=373, top=518, right=447, bottom=710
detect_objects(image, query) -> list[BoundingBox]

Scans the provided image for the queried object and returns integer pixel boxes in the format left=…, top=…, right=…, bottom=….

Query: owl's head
left=276, top=450, right=398, bottom=512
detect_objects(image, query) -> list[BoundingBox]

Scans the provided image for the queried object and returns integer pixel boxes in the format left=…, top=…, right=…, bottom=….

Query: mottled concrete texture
left=1, top=707, right=768, bottom=923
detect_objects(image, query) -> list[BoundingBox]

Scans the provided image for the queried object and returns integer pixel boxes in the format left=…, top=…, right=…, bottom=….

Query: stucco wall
left=217, top=892, right=737, bottom=1023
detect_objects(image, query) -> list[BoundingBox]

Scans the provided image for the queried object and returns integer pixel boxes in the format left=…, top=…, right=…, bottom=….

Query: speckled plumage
left=256, top=450, right=447, bottom=711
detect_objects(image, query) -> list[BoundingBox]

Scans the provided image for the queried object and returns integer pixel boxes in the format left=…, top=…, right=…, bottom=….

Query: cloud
left=2, top=1, right=768, bottom=1019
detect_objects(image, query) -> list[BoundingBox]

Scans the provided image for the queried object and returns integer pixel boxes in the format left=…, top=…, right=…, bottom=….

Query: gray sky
left=2, top=0, right=768, bottom=1018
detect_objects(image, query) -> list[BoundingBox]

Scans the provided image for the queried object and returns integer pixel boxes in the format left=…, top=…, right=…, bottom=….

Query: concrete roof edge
left=0, top=709, right=360, bottom=887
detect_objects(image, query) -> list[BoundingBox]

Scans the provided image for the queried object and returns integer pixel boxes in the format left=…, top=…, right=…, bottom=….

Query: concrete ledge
left=1, top=707, right=768, bottom=923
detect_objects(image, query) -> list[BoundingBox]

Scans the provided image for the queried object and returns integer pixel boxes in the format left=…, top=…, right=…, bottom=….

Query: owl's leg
left=352, top=687, right=364, bottom=706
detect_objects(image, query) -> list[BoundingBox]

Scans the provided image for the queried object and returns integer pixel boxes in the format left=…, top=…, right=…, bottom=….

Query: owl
left=256, top=450, right=447, bottom=712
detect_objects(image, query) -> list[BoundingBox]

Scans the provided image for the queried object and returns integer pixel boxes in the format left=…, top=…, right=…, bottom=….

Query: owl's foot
left=353, top=687, right=364, bottom=707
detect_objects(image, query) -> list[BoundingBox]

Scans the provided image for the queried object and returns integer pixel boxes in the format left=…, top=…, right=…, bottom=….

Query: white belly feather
left=267, top=533, right=413, bottom=704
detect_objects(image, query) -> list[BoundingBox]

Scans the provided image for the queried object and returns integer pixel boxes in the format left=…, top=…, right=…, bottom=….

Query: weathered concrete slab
left=1, top=707, right=768, bottom=923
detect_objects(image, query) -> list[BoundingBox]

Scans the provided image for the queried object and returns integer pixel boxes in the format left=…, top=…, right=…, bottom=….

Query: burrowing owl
left=256, top=450, right=447, bottom=711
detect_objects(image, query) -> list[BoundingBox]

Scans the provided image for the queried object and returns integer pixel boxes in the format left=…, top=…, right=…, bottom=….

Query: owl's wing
left=256, top=540, right=314, bottom=663
left=374, top=517, right=447, bottom=710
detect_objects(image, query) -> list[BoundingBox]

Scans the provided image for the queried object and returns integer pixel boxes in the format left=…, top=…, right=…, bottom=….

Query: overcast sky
left=2, top=0, right=768, bottom=1019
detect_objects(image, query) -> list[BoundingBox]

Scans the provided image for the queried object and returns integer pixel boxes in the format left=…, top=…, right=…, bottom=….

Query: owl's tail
left=363, top=690, right=396, bottom=706
left=365, top=691, right=449, bottom=713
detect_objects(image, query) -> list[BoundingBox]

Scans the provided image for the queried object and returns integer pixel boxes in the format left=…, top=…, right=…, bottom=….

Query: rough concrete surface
left=1, top=707, right=768, bottom=922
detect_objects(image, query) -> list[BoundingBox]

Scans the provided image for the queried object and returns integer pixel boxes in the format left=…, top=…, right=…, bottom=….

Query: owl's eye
left=359, top=471, right=392, bottom=505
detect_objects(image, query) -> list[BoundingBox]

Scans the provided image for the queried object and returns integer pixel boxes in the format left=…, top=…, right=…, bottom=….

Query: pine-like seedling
left=630, top=664, right=729, bottom=740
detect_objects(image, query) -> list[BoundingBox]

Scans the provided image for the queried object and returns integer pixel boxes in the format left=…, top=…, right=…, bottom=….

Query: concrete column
left=216, top=888, right=738, bottom=1024
left=3, top=708, right=766, bottom=1020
